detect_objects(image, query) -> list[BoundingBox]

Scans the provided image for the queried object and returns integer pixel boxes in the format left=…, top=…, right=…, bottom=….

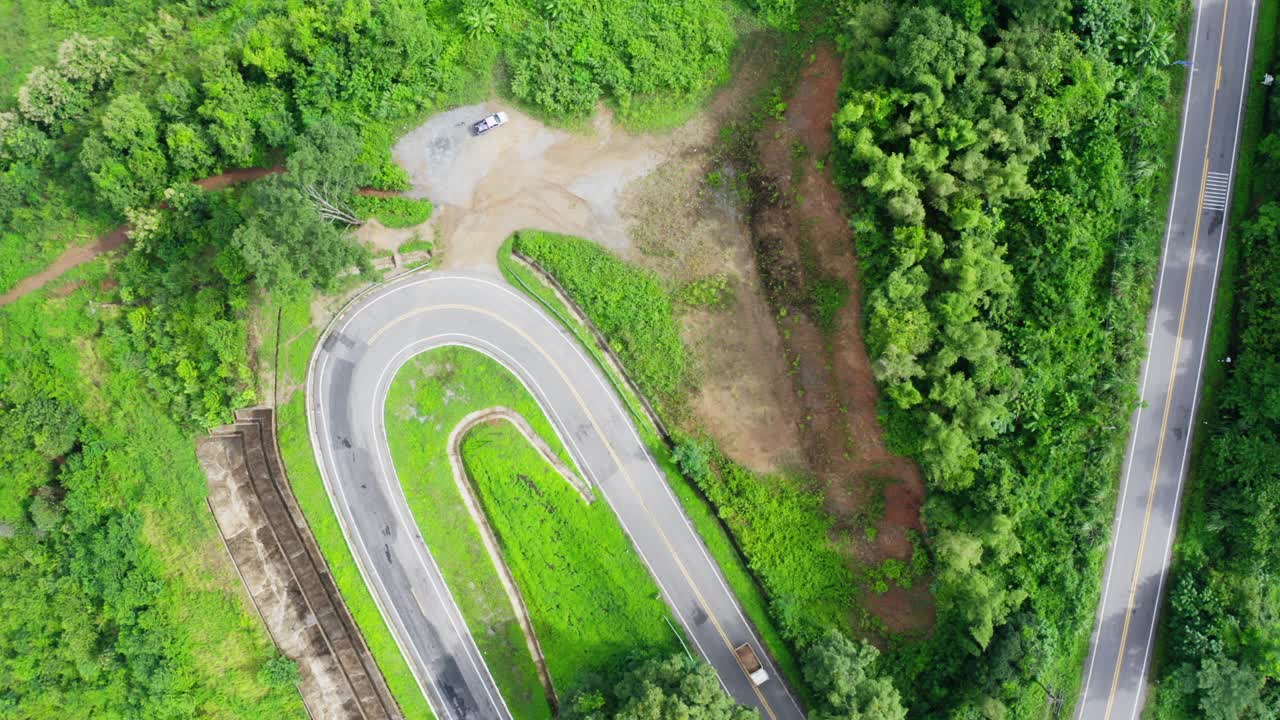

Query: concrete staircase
left=200, top=408, right=401, bottom=720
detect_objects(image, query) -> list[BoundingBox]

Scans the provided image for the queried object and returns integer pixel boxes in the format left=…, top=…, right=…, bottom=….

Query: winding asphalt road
left=1077, top=0, right=1258, bottom=718
left=306, top=271, right=804, bottom=720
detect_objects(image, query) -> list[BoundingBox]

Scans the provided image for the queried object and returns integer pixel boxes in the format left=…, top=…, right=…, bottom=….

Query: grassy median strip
left=459, top=417, right=682, bottom=691
left=498, top=234, right=809, bottom=699
left=384, top=346, right=683, bottom=710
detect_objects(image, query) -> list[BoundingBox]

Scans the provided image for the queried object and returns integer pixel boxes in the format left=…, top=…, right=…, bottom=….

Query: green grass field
left=383, top=346, right=684, bottom=710
left=460, top=417, right=683, bottom=691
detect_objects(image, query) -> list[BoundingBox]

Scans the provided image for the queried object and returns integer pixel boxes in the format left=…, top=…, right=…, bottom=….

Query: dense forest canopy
left=830, top=0, right=1191, bottom=715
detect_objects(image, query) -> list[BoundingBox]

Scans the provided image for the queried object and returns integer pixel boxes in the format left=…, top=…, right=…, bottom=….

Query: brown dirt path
left=1, top=166, right=287, bottom=308
left=0, top=225, right=131, bottom=306
left=751, top=44, right=934, bottom=636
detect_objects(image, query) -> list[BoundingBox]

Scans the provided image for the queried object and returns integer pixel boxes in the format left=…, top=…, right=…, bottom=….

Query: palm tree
left=463, top=3, right=497, bottom=39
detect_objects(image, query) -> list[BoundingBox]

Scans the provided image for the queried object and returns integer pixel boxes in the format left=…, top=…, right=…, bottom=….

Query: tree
left=79, top=93, right=169, bottom=212
left=165, top=122, right=216, bottom=178
left=28, top=487, right=64, bottom=534
left=288, top=117, right=373, bottom=199
left=17, top=66, right=88, bottom=128
left=566, top=654, right=758, bottom=720
left=54, top=33, right=117, bottom=85
left=197, top=51, right=258, bottom=166
left=16, top=34, right=116, bottom=129
left=802, top=631, right=906, bottom=720
left=1197, top=653, right=1262, bottom=720
left=232, top=176, right=368, bottom=299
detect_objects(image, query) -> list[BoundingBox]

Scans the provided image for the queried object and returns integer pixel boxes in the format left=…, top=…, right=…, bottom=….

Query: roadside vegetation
left=351, top=195, right=433, bottom=229
left=263, top=296, right=437, bottom=720
left=1146, top=150, right=1280, bottom=720
left=0, top=267, right=303, bottom=717
left=824, top=0, right=1193, bottom=714
left=384, top=347, right=682, bottom=715
left=512, top=231, right=688, bottom=417
left=507, top=232, right=905, bottom=705
left=499, top=237, right=811, bottom=697
left=1147, top=5, right=1280, bottom=715
left=517, top=0, right=1204, bottom=716
left=6, top=0, right=1259, bottom=716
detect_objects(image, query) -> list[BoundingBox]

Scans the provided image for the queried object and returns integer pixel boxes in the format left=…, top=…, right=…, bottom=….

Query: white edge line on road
left=485, top=278, right=805, bottom=715
left=344, top=274, right=802, bottom=715
left=366, top=339, right=512, bottom=720
left=368, top=330, right=721, bottom=694
left=1127, top=1, right=1259, bottom=717
left=1076, top=0, right=1207, bottom=712
left=480, top=276, right=802, bottom=714
left=304, top=267, right=457, bottom=719
left=311, top=352, right=458, bottom=720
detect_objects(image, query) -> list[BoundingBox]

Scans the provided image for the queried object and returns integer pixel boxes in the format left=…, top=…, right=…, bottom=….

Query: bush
left=807, top=276, right=849, bottom=332
left=513, top=231, right=688, bottom=415
left=565, top=654, right=756, bottom=720
left=350, top=195, right=433, bottom=229
left=674, top=439, right=854, bottom=644
left=675, top=273, right=734, bottom=309
left=258, top=655, right=300, bottom=688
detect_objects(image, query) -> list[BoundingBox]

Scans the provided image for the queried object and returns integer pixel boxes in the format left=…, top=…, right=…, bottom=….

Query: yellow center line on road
left=1101, top=1, right=1230, bottom=716
left=369, top=304, right=781, bottom=720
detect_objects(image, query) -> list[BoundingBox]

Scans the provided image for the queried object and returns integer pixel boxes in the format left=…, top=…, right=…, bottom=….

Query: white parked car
left=472, top=111, right=509, bottom=135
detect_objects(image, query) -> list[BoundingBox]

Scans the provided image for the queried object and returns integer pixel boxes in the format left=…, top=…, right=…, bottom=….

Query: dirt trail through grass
left=751, top=45, right=934, bottom=635
left=0, top=166, right=286, bottom=307
left=0, top=225, right=130, bottom=305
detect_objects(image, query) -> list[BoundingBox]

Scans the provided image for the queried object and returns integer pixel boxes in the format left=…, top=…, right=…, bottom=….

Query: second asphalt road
left=307, top=272, right=805, bottom=720
left=1077, top=0, right=1258, bottom=717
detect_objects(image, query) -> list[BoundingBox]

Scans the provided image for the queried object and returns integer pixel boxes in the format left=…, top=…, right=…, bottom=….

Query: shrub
left=350, top=195, right=433, bottom=229
left=676, top=273, right=733, bottom=309
left=807, top=276, right=849, bottom=332
left=513, top=231, right=688, bottom=415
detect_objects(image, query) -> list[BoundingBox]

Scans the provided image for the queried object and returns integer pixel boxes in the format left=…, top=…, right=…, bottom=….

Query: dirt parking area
left=394, top=104, right=665, bottom=273
left=392, top=35, right=804, bottom=472
left=391, top=36, right=930, bottom=636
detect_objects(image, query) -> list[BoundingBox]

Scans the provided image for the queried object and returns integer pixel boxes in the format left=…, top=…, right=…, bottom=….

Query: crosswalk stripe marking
left=1202, top=171, right=1231, bottom=211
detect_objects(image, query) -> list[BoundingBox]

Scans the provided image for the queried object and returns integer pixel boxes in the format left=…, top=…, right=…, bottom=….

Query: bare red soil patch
left=750, top=44, right=934, bottom=636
